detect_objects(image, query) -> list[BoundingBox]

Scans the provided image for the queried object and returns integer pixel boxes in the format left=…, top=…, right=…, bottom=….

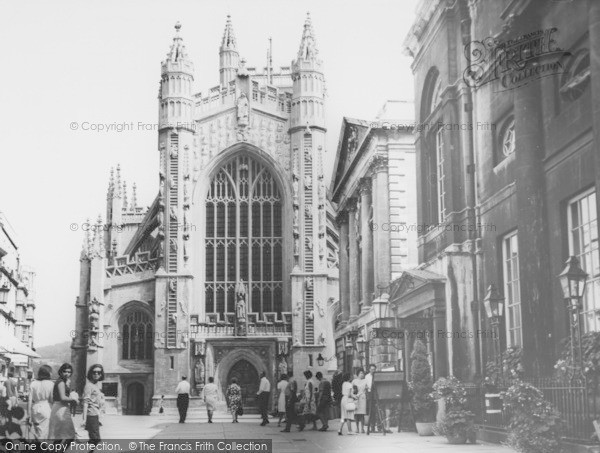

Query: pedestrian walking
left=338, top=372, right=357, bottom=436
left=82, top=364, right=105, bottom=445
left=175, top=376, right=190, bottom=423
left=299, top=370, right=317, bottom=431
left=281, top=372, right=298, bottom=432
left=256, top=372, right=271, bottom=426
left=27, top=365, right=54, bottom=440
left=226, top=378, right=242, bottom=423
left=276, top=374, right=288, bottom=427
left=352, top=369, right=368, bottom=433
left=315, top=372, right=331, bottom=431
left=48, top=363, right=78, bottom=440
left=3, top=372, right=18, bottom=411
left=202, top=377, right=218, bottom=423
left=331, top=370, right=343, bottom=420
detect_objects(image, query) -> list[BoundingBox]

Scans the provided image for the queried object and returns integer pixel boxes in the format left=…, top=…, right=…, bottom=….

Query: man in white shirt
left=175, top=376, right=191, bottom=423
left=257, top=372, right=271, bottom=426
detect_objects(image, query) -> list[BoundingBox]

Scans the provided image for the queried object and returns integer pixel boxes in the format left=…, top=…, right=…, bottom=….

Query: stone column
left=370, top=155, right=391, bottom=288
left=337, top=212, right=350, bottom=325
left=513, top=30, right=552, bottom=375
left=431, top=306, right=448, bottom=380
left=589, top=0, right=600, bottom=245
left=347, top=200, right=360, bottom=320
left=360, top=178, right=374, bottom=310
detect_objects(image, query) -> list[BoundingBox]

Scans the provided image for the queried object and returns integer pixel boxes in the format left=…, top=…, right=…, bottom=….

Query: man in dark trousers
left=315, top=372, right=332, bottom=431
left=257, top=372, right=271, bottom=426
left=175, top=376, right=190, bottom=423
left=281, top=372, right=298, bottom=432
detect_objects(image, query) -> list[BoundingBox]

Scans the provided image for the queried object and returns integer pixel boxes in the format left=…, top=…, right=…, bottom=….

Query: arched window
left=430, top=76, right=443, bottom=114
left=205, top=155, right=283, bottom=315
left=121, top=311, right=153, bottom=360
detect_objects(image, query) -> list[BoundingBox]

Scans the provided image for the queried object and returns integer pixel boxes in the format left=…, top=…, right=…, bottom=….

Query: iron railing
left=464, top=377, right=600, bottom=445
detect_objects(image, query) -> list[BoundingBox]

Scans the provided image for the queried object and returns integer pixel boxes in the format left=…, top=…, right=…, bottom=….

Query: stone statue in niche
left=347, top=126, right=358, bottom=157
left=292, top=174, right=299, bottom=202
left=194, top=359, right=205, bottom=389
left=294, top=300, right=303, bottom=317
left=293, top=235, right=300, bottom=256
left=88, top=298, right=101, bottom=332
left=305, top=236, right=313, bottom=252
left=169, top=278, right=176, bottom=293
left=304, top=175, right=312, bottom=190
left=235, top=280, right=247, bottom=336
left=278, top=357, right=288, bottom=377
left=237, top=93, right=249, bottom=127
left=169, top=206, right=177, bottom=221
left=158, top=299, right=166, bottom=317
left=170, top=145, right=178, bottom=159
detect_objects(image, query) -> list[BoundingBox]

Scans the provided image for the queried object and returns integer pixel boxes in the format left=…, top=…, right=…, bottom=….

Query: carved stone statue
left=235, top=280, right=247, bottom=321
left=278, top=357, right=288, bottom=376
left=237, top=93, right=249, bottom=127
left=169, top=206, right=177, bottom=221
left=194, top=359, right=205, bottom=387
left=347, top=126, right=358, bottom=157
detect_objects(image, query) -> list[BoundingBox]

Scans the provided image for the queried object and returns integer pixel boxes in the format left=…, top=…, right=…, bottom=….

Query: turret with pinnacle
left=219, top=15, right=239, bottom=86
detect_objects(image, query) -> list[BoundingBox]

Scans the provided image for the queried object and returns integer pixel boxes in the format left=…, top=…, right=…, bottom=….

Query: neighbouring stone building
left=0, top=212, right=38, bottom=390
left=401, top=0, right=600, bottom=381
left=71, top=16, right=339, bottom=415
left=329, top=100, right=418, bottom=375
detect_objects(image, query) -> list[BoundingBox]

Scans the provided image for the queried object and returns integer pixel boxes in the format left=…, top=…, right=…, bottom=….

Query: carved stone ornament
left=237, top=93, right=249, bottom=127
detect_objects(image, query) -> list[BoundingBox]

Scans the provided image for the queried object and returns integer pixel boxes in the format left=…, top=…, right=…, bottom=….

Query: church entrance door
left=126, top=382, right=145, bottom=415
left=226, top=359, right=259, bottom=411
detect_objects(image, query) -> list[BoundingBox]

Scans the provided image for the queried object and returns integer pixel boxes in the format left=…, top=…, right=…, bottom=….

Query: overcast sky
left=0, top=0, right=419, bottom=347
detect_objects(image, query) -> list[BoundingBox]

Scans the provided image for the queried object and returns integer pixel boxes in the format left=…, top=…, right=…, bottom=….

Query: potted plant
left=431, top=376, right=476, bottom=444
left=410, top=340, right=435, bottom=436
left=501, top=380, right=563, bottom=453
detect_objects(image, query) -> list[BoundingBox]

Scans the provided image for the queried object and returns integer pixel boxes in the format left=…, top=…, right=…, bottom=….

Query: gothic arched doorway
left=226, top=359, right=259, bottom=410
left=126, top=382, right=145, bottom=415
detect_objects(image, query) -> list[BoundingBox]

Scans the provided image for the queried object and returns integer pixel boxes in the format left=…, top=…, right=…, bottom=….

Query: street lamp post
left=483, top=284, right=505, bottom=381
left=558, top=256, right=588, bottom=380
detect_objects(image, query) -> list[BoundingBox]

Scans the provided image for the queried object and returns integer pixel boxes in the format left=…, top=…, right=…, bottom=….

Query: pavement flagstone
left=83, top=414, right=512, bottom=453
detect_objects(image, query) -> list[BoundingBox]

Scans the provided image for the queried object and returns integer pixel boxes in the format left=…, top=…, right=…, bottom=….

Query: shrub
left=431, top=376, right=476, bottom=440
left=410, top=340, right=435, bottom=422
left=501, top=380, right=563, bottom=453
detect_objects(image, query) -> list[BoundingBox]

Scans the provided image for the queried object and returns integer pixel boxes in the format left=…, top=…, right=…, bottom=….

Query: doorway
left=226, top=359, right=259, bottom=410
left=126, top=382, right=145, bottom=415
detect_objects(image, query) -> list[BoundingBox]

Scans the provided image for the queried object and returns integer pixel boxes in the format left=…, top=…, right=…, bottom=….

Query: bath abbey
left=71, top=16, right=340, bottom=414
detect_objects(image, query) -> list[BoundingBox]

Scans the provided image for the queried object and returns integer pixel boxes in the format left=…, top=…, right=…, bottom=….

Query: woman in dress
left=300, top=370, right=317, bottom=431
left=276, top=374, right=288, bottom=427
left=225, top=378, right=242, bottom=423
left=352, top=369, right=368, bottom=433
left=338, top=372, right=357, bottom=436
left=82, top=364, right=105, bottom=445
left=27, top=365, right=54, bottom=440
left=203, top=377, right=219, bottom=423
left=48, top=363, right=78, bottom=440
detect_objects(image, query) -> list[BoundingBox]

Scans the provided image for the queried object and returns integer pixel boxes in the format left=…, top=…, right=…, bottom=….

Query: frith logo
left=463, top=28, right=571, bottom=91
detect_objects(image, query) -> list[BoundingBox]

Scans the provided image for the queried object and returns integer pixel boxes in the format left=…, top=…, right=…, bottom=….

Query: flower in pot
left=410, top=340, right=435, bottom=436
left=436, top=409, right=476, bottom=444
left=431, top=376, right=476, bottom=444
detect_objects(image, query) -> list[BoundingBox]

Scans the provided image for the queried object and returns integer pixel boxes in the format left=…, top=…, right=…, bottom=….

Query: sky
left=0, top=0, right=419, bottom=347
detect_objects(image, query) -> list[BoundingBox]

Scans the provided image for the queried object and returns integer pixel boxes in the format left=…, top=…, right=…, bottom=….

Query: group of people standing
left=0, top=363, right=105, bottom=443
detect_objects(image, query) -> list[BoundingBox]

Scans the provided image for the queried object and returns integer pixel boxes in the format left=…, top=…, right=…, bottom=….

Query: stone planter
left=415, top=422, right=435, bottom=436
left=446, top=433, right=467, bottom=444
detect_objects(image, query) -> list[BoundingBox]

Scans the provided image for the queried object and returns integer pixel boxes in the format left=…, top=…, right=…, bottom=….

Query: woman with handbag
left=338, top=372, right=357, bottom=436
left=352, top=369, right=368, bottom=433
left=226, top=378, right=242, bottom=423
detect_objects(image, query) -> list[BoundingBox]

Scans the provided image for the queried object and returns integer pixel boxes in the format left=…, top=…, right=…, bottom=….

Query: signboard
left=102, top=382, right=118, bottom=398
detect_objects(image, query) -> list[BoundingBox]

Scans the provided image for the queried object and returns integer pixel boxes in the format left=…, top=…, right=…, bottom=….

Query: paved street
left=83, top=414, right=512, bottom=453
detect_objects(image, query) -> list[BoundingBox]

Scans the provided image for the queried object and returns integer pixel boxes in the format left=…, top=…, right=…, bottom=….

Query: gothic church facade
left=71, top=16, right=339, bottom=414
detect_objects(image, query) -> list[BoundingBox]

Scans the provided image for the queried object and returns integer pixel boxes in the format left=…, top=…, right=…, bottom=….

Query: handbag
left=345, top=401, right=356, bottom=411
left=236, top=406, right=243, bottom=416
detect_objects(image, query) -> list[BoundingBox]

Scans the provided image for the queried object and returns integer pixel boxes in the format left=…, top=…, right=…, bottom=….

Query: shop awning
left=0, top=330, right=40, bottom=358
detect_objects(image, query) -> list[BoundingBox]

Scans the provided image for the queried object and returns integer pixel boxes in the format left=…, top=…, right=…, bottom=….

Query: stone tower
left=289, top=13, right=330, bottom=363
left=154, top=22, right=196, bottom=396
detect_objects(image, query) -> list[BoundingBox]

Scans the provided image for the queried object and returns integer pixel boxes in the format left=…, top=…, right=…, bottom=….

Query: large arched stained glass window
left=121, top=311, right=153, bottom=360
left=205, top=155, right=283, bottom=315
